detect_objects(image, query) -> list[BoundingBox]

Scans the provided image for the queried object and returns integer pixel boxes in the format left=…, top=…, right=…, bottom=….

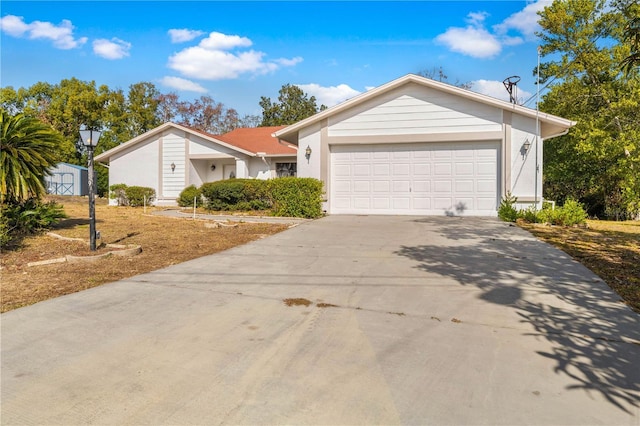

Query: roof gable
left=95, top=122, right=294, bottom=163
left=273, top=74, right=576, bottom=143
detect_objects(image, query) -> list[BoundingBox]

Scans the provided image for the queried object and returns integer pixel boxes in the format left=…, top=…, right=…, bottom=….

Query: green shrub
left=124, top=186, right=156, bottom=207
left=519, top=206, right=540, bottom=223
left=498, top=193, right=519, bottom=222
left=200, top=179, right=269, bottom=211
left=538, top=199, right=587, bottom=226
left=178, top=185, right=203, bottom=207
left=1, top=198, right=66, bottom=247
left=267, top=177, right=324, bottom=218
left=109, top=183, right=128, bottom=206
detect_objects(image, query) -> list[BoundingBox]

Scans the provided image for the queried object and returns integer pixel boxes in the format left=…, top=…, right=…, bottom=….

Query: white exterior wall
left=109, top=139, right=159, bottom=205
left=510, top=114, right=542, bottom=209
left=248, top=157, right=272, bottom=179
left=297, top=123, right=322, bottom=178
left=328, top=83, right=503, bottom=137
left=161, top=131, right=186, bottom=200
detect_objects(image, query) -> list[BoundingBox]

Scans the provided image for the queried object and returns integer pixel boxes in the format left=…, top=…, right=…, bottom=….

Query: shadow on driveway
left=395, top=218, right=640, bottom=415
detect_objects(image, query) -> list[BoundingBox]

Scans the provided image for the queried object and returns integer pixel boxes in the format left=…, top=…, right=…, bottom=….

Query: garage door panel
left=455, top=162, right=474, bottom=175
left=372, top=180, right=390, bottom=193
left=372, top=198, right=390, bottom=209
left=353, top=181, right=370, bottom=193
left=413, top=163, right=431, bottom=175
left=393, top=163, right=410, bottom=175
left=331, top=142, right=498, bottom=215
left=392, top=197, right=411, bottom=209
left=373, top=164, right=390, bottom=176
left=354, top=164, right=371, bottom=176
left=433, top=180, right=452, bottom=193
left=393, top=180, right=410, bottom=193
left=413, top=197, right=431, bottom=209
left=476, top=179, right=496, bottom=193
left=434, top=164, right=452, bottom=175
left=334, top=164, right=351, bottom=177
left=455, top=180, right=474, bottom=192
left=477, top=162, right=495, bottom=175
left=413, top=180, right=430, bottom=193
left=433, top=197, right=453, bottom=209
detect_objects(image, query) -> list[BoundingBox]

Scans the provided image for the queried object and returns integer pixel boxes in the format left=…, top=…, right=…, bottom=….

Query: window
left=276, top=163, right=297, bottom=177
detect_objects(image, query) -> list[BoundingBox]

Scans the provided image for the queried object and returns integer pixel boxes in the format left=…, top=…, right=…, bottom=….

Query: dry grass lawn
left=1, top=196, right=289, bottom=313
left=519, top=219, right=640, bottom=313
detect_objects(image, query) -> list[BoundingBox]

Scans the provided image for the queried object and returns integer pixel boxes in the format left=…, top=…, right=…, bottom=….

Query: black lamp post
left=80, top=126, right=102, bottom=251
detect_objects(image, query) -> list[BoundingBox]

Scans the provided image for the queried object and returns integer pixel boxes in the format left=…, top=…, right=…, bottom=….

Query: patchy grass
left=519, top=220, right=640, bottom=313
left=1, top=196, right=289, bottom=313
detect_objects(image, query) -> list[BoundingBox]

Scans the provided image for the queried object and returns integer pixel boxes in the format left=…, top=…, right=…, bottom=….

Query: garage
left=273, top=74, right=575, bottom=216
left=330, top=142, right=499, bottom=215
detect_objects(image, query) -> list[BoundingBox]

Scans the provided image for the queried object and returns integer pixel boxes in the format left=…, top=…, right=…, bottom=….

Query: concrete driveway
left=2, top=216, right=639, bottom=425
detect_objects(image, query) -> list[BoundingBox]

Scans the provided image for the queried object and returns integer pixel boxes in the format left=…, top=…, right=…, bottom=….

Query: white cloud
left=160, top=76, right=208, bottom=93
left=0, top=15, right=29, bottom=36
left=168, top=28, right=204, bottom=43
left=199, top=32, right=252, bottom=50
left=435, top=1, right=550, bottom=58
left=275, top=56, right=303, bottom=67
left=436, top=26, right=502, bottom=59
left=93, top=38, right=131, bottom=59
left=0, top=15, right=87, bottom=49
left=168, top=31, right=301, bottom=80
left=296, top=83, right=361, bottom=107
left=494, top=1, right=550, bottom=40
left=470, top=79, right=532, bottom=103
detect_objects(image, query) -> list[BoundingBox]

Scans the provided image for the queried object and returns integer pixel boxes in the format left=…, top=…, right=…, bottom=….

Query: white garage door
left=330, top=142, right=499, bottom=216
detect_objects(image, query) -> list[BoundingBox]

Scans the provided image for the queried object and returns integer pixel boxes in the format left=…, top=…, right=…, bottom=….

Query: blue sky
left=1, top=1, right=549, bottom=117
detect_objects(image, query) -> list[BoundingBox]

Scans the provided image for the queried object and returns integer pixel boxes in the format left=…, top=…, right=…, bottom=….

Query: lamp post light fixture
left=522, top=139, right=532, bottom=155
left=79, top=126, right=102, bottom=251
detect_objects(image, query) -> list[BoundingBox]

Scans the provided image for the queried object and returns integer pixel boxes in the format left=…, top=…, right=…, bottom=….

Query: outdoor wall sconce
left=211, top=163, right=216, bottom=171
left=305, top=145, right=312, bottom=159
left=522, top=139, right=532, bottom=154
left=170, top=162, right=176, bottom=172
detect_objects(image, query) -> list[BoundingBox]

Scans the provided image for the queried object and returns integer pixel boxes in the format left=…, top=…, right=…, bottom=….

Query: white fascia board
left=95, top=122, right=256, bottom=163
left=273, top=74, right=576, bottom=142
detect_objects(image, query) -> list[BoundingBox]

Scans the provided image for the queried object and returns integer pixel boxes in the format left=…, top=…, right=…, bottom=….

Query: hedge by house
left=178, top=185, right=203, bottom=208
left=199, top=179, right=269, bottom=211
left=267, top=177, right=323, bottom=218
left=197, top=177, right=324, bottom=218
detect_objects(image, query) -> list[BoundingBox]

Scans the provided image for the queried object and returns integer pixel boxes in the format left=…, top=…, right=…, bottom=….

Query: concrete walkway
left=2, top=216, right=639, bottom=425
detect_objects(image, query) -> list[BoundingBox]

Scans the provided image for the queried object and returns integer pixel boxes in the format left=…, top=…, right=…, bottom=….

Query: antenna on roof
left=502, top=76, right=521, bottom=104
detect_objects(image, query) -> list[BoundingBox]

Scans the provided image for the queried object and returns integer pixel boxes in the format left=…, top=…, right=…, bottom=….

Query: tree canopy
left=259, top=84, right=326, bottom=126
left=537, top=0, right=640, bottom=219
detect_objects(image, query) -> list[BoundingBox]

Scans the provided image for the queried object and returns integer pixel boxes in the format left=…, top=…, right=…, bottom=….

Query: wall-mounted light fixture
left=211, top=163, right=216, bottom=171
left=170, top=162, right=176, bottom=172
left=522, top=139, right=531, bottom=154
left=305, top=145, right=312, bottom=159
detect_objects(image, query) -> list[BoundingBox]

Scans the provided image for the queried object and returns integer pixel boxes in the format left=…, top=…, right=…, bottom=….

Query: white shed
left=274, top=74, right=576, bottom=216
left=46, top=163, right=88, bottom=196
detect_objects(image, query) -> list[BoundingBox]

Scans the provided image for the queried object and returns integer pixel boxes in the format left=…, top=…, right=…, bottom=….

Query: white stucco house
left=274, top=74, right=576, bottom=216
left=94, top=124, right=297, bottom=206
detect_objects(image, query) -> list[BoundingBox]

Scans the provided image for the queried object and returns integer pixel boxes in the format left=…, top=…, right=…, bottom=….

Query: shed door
left=330, top=142, right=499, bottom=216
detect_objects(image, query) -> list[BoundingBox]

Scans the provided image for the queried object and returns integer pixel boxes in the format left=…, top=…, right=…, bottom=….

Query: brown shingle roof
left=216, top=125, right=295, bottom=155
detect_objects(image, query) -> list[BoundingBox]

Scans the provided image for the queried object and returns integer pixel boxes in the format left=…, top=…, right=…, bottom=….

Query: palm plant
left=0, top=110, right=62, bottom=203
